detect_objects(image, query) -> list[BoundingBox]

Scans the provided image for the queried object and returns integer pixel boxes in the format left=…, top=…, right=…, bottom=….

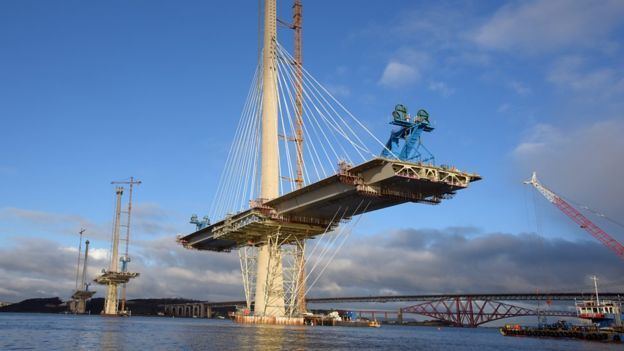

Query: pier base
left=234, top=315, right=304, bottom=325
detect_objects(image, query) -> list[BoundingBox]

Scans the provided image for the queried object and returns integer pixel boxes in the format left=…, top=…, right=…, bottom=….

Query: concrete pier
left=163, top=303, right=212, bottom=318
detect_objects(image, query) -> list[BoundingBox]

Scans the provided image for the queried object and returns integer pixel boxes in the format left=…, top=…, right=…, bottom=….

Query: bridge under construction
left=177, top=0, right=480, bottom=324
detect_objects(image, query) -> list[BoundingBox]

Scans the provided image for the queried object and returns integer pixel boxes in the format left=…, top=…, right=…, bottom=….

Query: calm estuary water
left=0, top=313, right=621, bottom=350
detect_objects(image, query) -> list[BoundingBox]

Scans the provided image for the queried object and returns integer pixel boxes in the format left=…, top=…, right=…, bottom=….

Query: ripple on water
left=0, top=313, right=621, bottom=351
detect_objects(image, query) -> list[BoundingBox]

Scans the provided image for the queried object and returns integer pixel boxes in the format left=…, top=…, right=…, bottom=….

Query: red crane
left=525, top=172, right=624, bottom=260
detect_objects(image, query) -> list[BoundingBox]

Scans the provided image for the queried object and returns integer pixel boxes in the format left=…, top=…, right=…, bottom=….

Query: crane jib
left=527, top=172, right=624, bottom=260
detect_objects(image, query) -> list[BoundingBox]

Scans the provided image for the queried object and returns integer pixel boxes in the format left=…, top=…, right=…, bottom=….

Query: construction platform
left=94, top=271, right=139, bottom=285
left=177, top=157, right=481, bottom=252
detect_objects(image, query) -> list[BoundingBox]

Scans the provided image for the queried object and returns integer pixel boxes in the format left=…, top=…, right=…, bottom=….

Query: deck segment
left=177, top=158, right=480, bottom=252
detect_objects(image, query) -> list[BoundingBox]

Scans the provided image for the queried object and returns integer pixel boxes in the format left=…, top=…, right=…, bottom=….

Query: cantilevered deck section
left=177, top=158, right=481, bottom=252
left=94, top=271, right=139, bottom=285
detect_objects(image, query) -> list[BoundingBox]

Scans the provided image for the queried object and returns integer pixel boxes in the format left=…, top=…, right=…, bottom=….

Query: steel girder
left=401, top=297, right=576, bottom=327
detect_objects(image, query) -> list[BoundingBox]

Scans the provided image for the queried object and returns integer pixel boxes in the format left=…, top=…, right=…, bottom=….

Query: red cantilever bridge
left=172, top=292, right=623, bottom=327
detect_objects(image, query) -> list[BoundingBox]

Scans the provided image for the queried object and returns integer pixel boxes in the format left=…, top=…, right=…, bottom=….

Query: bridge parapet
left=304, top=292, right=624, bottom=304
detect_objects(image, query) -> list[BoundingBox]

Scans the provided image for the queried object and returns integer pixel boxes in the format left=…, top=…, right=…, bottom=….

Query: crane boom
left=525, top=172, right=624, bottom=260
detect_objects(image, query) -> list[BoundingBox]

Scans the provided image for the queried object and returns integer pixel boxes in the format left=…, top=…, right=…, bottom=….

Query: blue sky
left=1, top=0, right=623, bottom=301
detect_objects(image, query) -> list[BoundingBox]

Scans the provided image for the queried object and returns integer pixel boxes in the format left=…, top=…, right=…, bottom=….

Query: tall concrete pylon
left=103, top=187, right=124, bottom=315
left=94, top=184, right=139, bottom=316
left=254, top=0, right=286, bottom=317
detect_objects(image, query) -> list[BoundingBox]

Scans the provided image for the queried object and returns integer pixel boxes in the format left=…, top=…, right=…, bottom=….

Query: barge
left=500, top=321, right=622, bottom=342
left=303, top=316, right=380, bottom=328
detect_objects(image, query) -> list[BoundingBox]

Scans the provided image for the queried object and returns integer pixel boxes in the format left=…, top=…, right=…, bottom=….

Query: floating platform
left=303, top=315, right=381, bottom=328
left=178, top=158, right=481, bottom=252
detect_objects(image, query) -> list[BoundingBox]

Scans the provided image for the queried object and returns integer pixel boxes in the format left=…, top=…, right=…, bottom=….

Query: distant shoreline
left=0, top=297, right=198, bottom=316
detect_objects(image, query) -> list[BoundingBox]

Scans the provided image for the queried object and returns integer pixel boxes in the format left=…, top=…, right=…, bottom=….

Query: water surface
left=0, top=313, right=620, bottom=350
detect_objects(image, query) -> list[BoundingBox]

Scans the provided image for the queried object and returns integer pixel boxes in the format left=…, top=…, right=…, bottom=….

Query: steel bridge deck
left=194, top=292, right=624, bottom=307
left=177, top=158, right=481, bottom=252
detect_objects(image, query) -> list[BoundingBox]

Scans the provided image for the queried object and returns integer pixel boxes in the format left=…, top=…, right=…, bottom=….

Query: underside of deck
left=177, top=158, right=481, bottom=252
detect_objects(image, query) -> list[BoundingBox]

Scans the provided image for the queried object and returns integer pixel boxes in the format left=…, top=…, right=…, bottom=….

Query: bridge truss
left=401, top=297, right=575, bottom=327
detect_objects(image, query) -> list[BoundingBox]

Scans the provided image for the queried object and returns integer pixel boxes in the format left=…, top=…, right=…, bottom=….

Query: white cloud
left=312, top=228, right=624, bottom=297
left=3, top=223, right=624, bottom=302
left=0, top=207, right=110, bottom=240
left=513, top=124, right=564, bottom=157
left=473, top=0, right=624, bottom=53
left=0, top=202, right=179, bottom=241
left=88, top=248, right=109, bottom=261
left=509, top=81, right=531, bottom=96
left=514, top=120, right=624, bottom=222
left=0, top=236, right=241, bottom=302
left=428, top=81, right=455, bottom=97
left=548, top=56, right=624, bottom=96
left=325, top=84, right=351, bottom=97
left=497, top=103, right=510, bottom=113
left=379, top=61, right=419, bottom=87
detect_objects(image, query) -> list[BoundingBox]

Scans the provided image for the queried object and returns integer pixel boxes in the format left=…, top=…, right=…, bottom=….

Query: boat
left=368, top=320, right=381, bottom=328
left=575, top=296, right=622, bottom=329
left=500, top=277, right=623, bottom=342
left=304, top=311, right=382, bottom=328
left=574, top=276, right=623, bottom=330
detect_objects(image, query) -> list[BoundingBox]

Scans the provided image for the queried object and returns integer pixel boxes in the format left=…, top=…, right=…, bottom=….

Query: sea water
left=0, top=313, right=620, bottom=350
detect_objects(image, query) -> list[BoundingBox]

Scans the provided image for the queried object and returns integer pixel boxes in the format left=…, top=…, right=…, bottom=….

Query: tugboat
left=500, top=277, right=623, bottom=343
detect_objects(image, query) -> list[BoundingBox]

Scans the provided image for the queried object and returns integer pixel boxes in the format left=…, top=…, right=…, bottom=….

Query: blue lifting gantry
left=190, top=214, right=211, bottom=231
left=381, top=104, right=435, bottom=163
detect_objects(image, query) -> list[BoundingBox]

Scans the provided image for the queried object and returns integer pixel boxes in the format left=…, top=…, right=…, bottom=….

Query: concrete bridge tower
left=254, top=0, right=286, bottom=317
left=69, top=232, right=95, bottom=314
left=104, top=187, right=123, bottom=315
left=94, top=186, right=139, bottom=316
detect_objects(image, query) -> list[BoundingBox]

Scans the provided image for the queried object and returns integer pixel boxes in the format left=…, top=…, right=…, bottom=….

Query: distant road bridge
left=202, top=292, right=624, bottom=307
left=163, top=292, right=623, bottom=327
